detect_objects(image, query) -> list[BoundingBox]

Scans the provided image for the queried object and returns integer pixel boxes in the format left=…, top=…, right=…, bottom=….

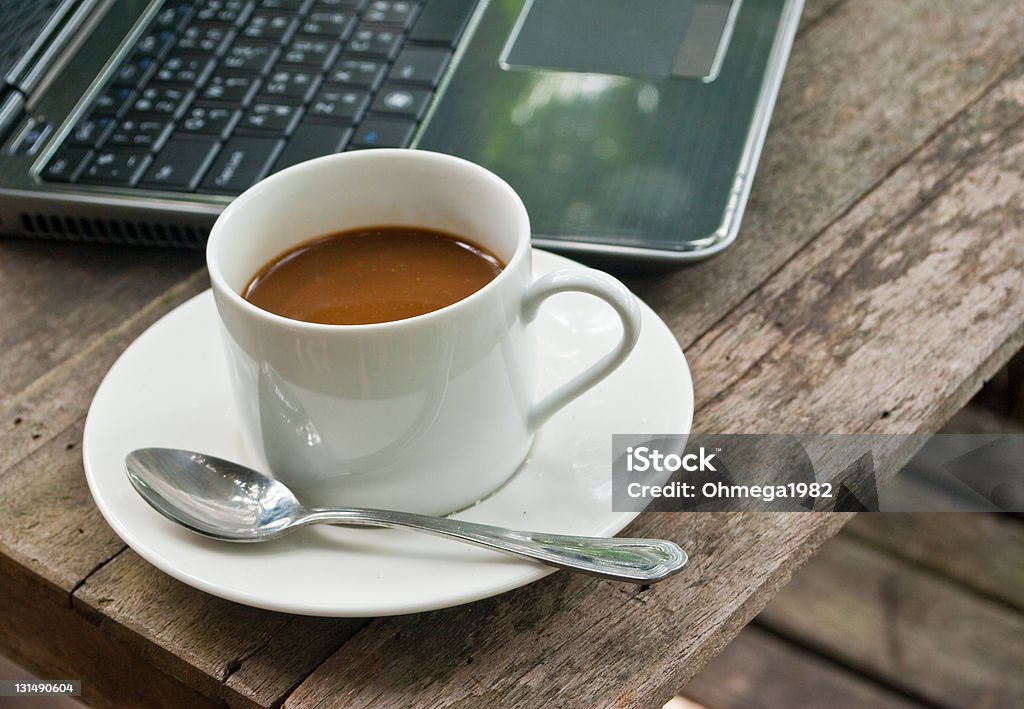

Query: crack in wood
left=69, top=546, right=128, bottom=613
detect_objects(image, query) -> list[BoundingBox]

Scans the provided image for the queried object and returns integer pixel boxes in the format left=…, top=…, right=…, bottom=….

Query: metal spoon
left=125, top=447, right=688, bottom=583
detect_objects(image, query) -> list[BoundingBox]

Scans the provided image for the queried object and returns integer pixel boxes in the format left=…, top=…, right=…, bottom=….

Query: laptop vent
left=18, top=212, right=207, bottom=249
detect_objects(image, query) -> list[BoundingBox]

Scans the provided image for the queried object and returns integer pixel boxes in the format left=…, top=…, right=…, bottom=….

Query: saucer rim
left=82, top=249, right=693, bottom=616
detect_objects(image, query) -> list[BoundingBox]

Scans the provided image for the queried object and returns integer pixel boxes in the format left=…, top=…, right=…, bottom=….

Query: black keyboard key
left=80, top=150, right=152, bottom=186
left=271, top=121, right=352, bottom=172
left=277, top=35, right=340, bottom=69
left=259, top=0, right=313, bottom=10
left=140, top=137, right=221, bottom=191
left=92, top=85, right=136, bottom=116
left=238, top=101, right=304, bottom=134
left=409, top=0, right=475, bottom=47
left=42, top=147, right=92, bottom=182
left=313, top=0, right=366, bottom=8
left=195, top=0, right=253, bottom=26
left=345, top=25, right=402, bottom=59
left=222, top=41, right=280, bottom=74
left=242, top=11, right=299, bottom=43
left=180, top=103, right=242, bottom=138
left=259, top=69, right=321, bottom=103
left=176, top=24, right=235, bottom=55
left=152, top=54, right=216, bottom=85
left=153, top=1, right=195, bottom=32
left=326, top=57, right=386, bottom=90
left=371, top=84, right=431, bottom=119
left=199, top=136, right=285, bottom=193
left=300, top=11, right=356, bottom=38
left=106, top=118, right=174, bottom=151
left=113, top=55, right=158, bottom=88
left=70, top=115, right=116, bottom=148
left=351, top=115, right=415, bottom=147
left=388, top=47, right=450, bottom=87
left=132, top=85, right=195, bottom=120
left=307, top=87, right=369, bottom=122
left=363, top=1, right=419, bottom=29
left=134, top=28, right=177, bottom=58
left=201, top=72, right=262, bottom=104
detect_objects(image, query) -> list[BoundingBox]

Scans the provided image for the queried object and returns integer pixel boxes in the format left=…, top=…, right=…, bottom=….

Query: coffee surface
left=242, top=227, right=504, bottom=325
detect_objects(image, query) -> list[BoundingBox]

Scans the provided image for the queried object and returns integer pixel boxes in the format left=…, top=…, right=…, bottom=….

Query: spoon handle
left=302, top=508, right=688, bottom=583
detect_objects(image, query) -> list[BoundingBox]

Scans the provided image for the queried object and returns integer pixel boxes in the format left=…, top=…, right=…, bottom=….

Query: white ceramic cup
left=207, top=149, right=642, bottom=515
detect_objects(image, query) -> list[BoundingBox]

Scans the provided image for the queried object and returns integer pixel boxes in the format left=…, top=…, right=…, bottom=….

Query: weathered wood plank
left=223, top=614, right=370, bottom=709
left=72, top=551, right=366, bottom=709
left=0, top=272, right=207, bottom=606
left=283, top=49, right=1024, bottom=709
left=0, top=239, right=202, bottom=401
left=756, top=534, right=1024, bottom=708
left=678, top=625, right=923, bottom=709
left=0, top=270, right=207, bottom=478
left=0, top=563, right=217, bottom=709
left=283, top=512, right=850, bottom=709
left=844, top=513, right=1024, bottom=612
left=0, top=419, right=123, bottom=605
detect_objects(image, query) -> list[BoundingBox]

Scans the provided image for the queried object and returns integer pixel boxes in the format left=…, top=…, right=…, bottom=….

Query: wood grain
left=0, top=269, right=206, bottom=605
left=756, top=535, right=1024, bottom=708
left=0, top=270, right=207, bottom=483
left=73, top=551, right=366, bottom=709
left=0, top=562, right=217, bottom=709
left=0, top=239, right=202, bottom=400
left=844, top=513, right=1024, bottom=612
left=282, top=513, right=850, bottom=709
left=681, top=509, right=1024, bottom=709
left=0, top=419, right=124, bottom=605
left=679, top=625, right=923, bottom=709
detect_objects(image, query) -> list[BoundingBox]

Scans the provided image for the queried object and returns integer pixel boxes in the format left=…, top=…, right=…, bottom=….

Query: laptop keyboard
left=41, top=0, right=477, bottom=195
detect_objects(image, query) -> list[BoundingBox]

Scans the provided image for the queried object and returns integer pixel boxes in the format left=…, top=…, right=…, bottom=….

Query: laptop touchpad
left=501, top=0, right=738, bottom=82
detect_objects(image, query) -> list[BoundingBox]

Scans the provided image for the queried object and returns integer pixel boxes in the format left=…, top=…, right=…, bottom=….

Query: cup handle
left=522, top=268, right=642, bottom=430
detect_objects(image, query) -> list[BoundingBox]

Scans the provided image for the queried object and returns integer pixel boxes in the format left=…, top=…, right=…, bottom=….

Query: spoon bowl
left=126, top=448, right=306, bottom=541
left=126, top=447, right=688, bottom=583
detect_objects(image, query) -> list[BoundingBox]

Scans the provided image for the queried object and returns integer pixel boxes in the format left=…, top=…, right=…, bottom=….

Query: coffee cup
left=207, top=149, right=641, bottom=515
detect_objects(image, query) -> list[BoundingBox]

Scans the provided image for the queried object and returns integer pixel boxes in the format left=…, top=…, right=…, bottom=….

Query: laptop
left=0, top=0, right=802, bottom=264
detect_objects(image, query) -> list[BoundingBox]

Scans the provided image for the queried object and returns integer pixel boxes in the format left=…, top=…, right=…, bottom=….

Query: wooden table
left=2, top=1, right=1023, bottom=706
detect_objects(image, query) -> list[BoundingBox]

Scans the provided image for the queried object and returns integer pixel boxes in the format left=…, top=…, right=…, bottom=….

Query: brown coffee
left=242, top=226, right=504, bottom=325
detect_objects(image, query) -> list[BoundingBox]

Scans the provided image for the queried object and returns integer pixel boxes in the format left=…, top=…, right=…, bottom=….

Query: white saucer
left=83, top=250, right=692, bottom=617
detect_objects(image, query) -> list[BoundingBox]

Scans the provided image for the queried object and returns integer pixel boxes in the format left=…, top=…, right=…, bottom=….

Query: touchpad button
left=501, top=0, right=736, bottom=81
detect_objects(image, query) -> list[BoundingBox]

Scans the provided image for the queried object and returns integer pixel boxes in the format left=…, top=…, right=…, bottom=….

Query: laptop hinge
left=5, top=0, right=105, bottom=98
left=0, top=91, right=26, bottom=145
